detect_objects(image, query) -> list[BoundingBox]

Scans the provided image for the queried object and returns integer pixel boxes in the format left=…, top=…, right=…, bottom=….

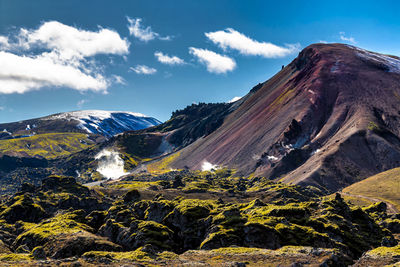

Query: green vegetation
left=0, top=171, right=397, bottom=265
left=366, top=245, right=400, bottom=256
left=147, top=151, right=181, bottom=173
left=0, top=133, right=94, bottom=159
left=15, top=211, right=93, bottom=248
left=367, top=121, right=381, bottom=132
left=343, top=167, right=400, bottom=211
left=0, top=253, right=31, bottom=262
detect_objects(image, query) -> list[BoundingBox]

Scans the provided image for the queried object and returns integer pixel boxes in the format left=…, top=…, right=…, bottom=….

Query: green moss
left=368, top=121, right=380, bottom=132
left=0, top=132, right=94, bottom=159
left=0, top=194, right=46, bottom=223
left=173, top=199, right=214, bottom=219
left=367, top=245, right=400, bottom=256
left=131, top=221, right=174, bottom=249
left=15, top=211, right=93, bottom=248
left=210, top=246, right=264, bottom=254
left=274, top=223, right=331, bottom=246
left=83, top=248, right=153, bottom=262
left=147, top=151, right=181, bottom=173
left=0, top=253, right=31, bottom=262
left=200, top=227, right=241, bottom=249
left=109, top=181, right=158, bottom=190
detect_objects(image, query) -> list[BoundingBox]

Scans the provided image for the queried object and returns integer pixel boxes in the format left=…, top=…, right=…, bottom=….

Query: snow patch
left=228, top=96, right=242, bottom=103
left=95, top=149, right=127, bottom=180
left=267, top=155, right=278, bottom=161
left=311, top=149, right=321, bottom=156
left=2, top=129, right=11, bottom=135
left=354, top=47, right=400, bottom=73
left=43, top=110, right=161, bottom=137
left=201, top=161, right=219, bottom=171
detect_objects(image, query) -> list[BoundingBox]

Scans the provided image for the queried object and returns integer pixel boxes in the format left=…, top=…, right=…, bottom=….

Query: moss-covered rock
left=14, top=210, right=93, bottom=250
left=31, top=246, right=46, bottom=259
left=0, top=194, right=47, bottom=223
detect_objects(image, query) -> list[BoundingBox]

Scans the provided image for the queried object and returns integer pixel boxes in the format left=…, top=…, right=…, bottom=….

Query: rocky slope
left=168, top=43, right=400, bottom=192
left=0, top=172, right=398, bottom=266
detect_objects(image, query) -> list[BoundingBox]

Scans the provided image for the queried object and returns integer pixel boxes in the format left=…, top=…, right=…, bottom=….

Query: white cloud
left=0, top=51, right=107, bottom=94
left=339, top=32, right=356, bottom=44
left=127, top=17, right=171, bottom=42
left=130, top=65, right=157, bottom=75
left=22, top=21, right=129, bottom=61
left=0, top=21, right=129, bottom=94
left=154, top=51, right=185, bottom=65
left=189, top=47, right=236, bottom=74
left=0, top=106, right=4, bottom=111
left=112, top=75, right=126, bottom=85
left=228, top=96, right=242, bottom=103
left=205, top=28, right=299, bottom=58
left=0, top=36, right=9, bottom=49
left=77, top=99, right=88, bottom=108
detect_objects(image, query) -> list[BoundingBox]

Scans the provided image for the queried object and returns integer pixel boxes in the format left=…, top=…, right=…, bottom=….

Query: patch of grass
left=343, top=167, right=400, bottom=211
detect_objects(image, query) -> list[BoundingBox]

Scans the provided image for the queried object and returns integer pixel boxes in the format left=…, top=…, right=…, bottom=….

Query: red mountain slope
left=171, top=43, right=400, bottom=192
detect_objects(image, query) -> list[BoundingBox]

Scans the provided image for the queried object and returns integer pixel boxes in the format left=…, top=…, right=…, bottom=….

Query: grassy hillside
left=0, top=133, right=95, bottom=159
left=342, top=167, right=400, bottom=212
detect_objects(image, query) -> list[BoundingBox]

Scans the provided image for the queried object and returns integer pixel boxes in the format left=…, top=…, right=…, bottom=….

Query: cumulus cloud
left=130, top=65, right=157, bottom=75
left=339, top=32, right=356, bottom=44
left=0, top=51, right=108, bottom=94
left=0, top=36, right=9, bottom=49
left=189, top=47, right=236, bottom=74
left=154, top=51, right=185, bottom=65
left=0, top=21, right=129, bottom=94
left=22, top=21, right=129, bottom=61
left=127, top=17, right=171, bottom=42
left=205, top=28, right=299, bottom=58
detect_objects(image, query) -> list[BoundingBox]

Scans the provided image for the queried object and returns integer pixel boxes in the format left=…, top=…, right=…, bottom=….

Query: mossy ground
left=0, top=172, right=397, bottom=266
left=0, top=133, right=94, bottom=159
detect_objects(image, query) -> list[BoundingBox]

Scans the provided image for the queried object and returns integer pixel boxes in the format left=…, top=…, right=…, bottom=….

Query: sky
left=0, top=0, right=399, bottom=123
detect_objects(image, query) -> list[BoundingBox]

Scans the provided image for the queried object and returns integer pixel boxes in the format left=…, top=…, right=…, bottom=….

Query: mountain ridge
left=167, top=43, right=400, bottom=192
left=0, top=109, right=161, bottom=139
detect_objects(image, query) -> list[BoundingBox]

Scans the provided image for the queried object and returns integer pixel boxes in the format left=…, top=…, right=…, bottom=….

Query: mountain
left=164, top=43, right=400, bottom=192
left=0, top=110, right=161, bottom=139
left=108, top=102, right=234, bottom=159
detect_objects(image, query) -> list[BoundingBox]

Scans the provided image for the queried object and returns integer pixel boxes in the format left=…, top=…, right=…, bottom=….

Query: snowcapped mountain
left=0, top=110, right=161, bottom=139
left=44, top=110, right=162, bottom=137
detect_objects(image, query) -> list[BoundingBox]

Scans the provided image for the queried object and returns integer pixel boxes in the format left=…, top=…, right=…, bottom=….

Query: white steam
left=201, top=161, right=219, bottom=171
left=95, top=149, right=127, bottom=179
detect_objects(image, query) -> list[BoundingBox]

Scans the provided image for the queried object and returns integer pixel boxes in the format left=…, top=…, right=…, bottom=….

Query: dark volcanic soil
left=172, top=43, right=400, bottom=192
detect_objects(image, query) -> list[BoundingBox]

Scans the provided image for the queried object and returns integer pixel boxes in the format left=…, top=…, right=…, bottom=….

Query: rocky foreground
left=0, top=172, right=399, bottom=266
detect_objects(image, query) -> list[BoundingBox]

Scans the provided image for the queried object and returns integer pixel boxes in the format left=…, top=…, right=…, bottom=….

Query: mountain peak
left=169, top=44, right=400, bottom=192
left=0, top=110, right=161, bottom=139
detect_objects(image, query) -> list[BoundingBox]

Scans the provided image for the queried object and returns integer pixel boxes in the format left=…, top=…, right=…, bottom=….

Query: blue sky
left=0, top=0, right=399, bottom=122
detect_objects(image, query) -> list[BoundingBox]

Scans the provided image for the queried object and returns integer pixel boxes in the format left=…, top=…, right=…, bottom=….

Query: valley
left=1, top=43, right=400, bottom=266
